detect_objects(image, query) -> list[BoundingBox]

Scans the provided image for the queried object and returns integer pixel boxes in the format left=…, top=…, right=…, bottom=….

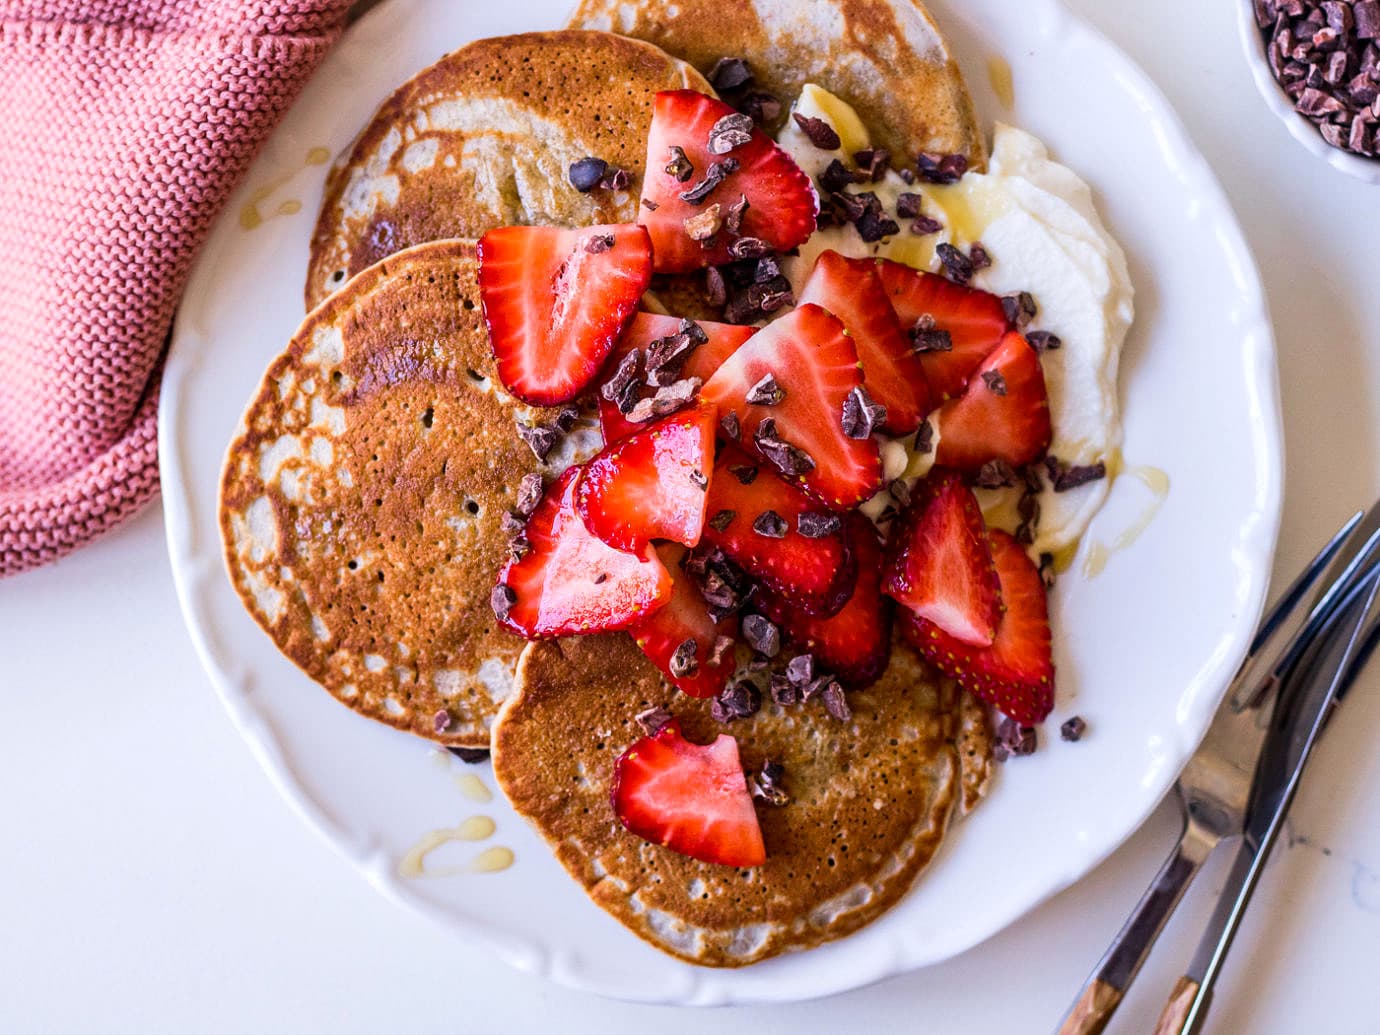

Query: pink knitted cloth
left=0, top=0, right=353, bottom=577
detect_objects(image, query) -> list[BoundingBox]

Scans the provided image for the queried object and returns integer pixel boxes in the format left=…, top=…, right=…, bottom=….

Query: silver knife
left=1151, top=562, right=1380, bottom=1034
left=1056, top=507, right=1380, bottom=1035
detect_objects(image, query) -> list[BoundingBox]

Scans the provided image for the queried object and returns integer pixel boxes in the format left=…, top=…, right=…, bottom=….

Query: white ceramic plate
left=160, top=0, right=1282, bottom=1006
left=1235, top=0, right=1380, bottom=185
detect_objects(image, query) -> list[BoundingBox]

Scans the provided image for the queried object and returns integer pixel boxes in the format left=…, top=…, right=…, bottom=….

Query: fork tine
left=1231, top=508, right=1371, bottom=711
left=1248, top=510, right=1360, bottom=653
left=1270, top=549, right=1380, bottom=732
left=1270, top=522, right=1380, bottom=685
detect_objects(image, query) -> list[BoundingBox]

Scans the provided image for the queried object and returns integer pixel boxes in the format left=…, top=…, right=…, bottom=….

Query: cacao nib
left=841, top=385, right=886, bottom=438
left=664, top=145, right=694, bottom=182
left=792, top=112, right=842, bottom=150
left=515, top=473, right=544, bottom=517
left=568, top=156, right=607, bottom=192
left=679, top=158, right=739, bottom=205
left=798, top=511, right=842, bottom=538
left=708, top=112, right=755, bottom=155
left=490, top=584, right=516, bottom=622
left=448, top=747, right=490, bottom=764
left=708, top=56, right=754, bottom=93
left=916, top=151, right=968, bottom=184
left=636, top=705, right=673, bottom=736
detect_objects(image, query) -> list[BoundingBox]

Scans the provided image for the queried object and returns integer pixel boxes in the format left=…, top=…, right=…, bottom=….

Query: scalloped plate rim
left=159, top=0, right=1283, bottom=1007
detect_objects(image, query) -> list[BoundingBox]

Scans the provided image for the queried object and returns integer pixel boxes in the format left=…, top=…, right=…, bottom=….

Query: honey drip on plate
left=469, top=847, right=515, bottom=873
left=455, top=773, right=493, bottom=803
left=398, top=816, right=509, bottom=878
left=1079, top=451, right=1171, bottom=579
left=239, top=146, right=332, bottom=230
left=987, top=55, right=1015, bottom=108
left=403, top=751, right=508, bottom=876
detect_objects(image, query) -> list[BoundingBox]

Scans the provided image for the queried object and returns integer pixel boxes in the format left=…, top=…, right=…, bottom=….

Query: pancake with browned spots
left=492, top=632, right=989, bottom=967
left=567, top=0, right=986, bottom=170
left=304, top=31, right=710, bottom=310
left=222, top=240, right=601, bottom=747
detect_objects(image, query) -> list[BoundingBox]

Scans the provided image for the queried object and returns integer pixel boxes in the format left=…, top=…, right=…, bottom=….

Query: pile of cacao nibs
left=1254, top=0, right=1380, bottom=159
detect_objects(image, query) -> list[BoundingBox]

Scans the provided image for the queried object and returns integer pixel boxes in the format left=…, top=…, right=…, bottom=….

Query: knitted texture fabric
left=0, top=0, right=353, bottom=577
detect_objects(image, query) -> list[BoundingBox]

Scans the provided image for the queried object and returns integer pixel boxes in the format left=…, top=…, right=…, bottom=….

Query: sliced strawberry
left=878, top=260, right=1009, bottom=401
left=611, top=718, right=766, bottom=867
left=797, top=251, right=931, bottom=434
left=933, top=330, right=1052, bottom=470
left=901, top=530, right=1055, bottom=724
left=700, top=445, right=855, bottom=616
left=758, top=513, right=893, bottom=688
left=882, top=471, right=1001, bottom=646
left=638, top=90, right=817, bottom=273
left=629, top=544, right=736, bottom=699
left=495, top=467, right=671, bottom=638
left=576, top=403, right=716, bottom=552
left=478, top=223, right=652, bottom=405
left=702, top=303, right=882, bottom=509
left=598, top=313, right=755, bottom=443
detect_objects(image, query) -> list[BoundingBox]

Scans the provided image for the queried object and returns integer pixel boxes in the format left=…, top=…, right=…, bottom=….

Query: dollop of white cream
left=776, top=89, right=1134, bottom=556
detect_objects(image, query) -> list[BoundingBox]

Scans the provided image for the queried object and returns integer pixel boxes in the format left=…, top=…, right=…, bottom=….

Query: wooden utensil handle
left=1152, top=976, right=1203, bottom=1035
left=1057, top=978, right=1122, bottom=1035
left=1057, top=820, right=1214, bottom=1035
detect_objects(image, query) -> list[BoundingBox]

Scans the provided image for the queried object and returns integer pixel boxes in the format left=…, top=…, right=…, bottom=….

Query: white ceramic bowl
left=1237, top=0, right=1380, bottom=184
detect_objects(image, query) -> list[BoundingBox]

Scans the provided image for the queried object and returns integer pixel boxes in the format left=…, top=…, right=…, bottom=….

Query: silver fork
left=1057, top=502, right=1380, bottom=1034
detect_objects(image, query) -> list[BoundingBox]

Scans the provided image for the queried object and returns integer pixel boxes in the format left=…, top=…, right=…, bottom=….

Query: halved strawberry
left=758, top=513, right=893, bottom=688
left=878, top=260, right=1009, bottom=401
left=702, top=303, right=882, bottom=509
left=598, top=313, right=755, bottom=443
left=478, top=223, right=652, bottom=405
left=882, top=470, right=1001, bottom=646
left=611, top=718, right=766, bottom=867
left=629, top=544, right=736, bottom=699
left=901, top=530, right=1055, bottom=724
left=638, top=90, right=817, bottom=273
left=798, top=251, right=932, bottom=435
left=494, top=467, right=671, bottom=638
left=576, top=403, right=716, bottom=552
left=700, top=445, right=855, bottom=616
left=933, top=331, right=1052, bottom=470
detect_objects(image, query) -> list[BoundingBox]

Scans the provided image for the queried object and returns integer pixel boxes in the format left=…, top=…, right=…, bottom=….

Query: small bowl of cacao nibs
left=1240, top=0, right=1380, bottom=182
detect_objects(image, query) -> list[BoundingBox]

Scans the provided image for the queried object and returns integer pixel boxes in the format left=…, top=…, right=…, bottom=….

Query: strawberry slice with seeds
left=478, top=223, right=652, bottom=405
left=611, top=717, right=766, bottom=867
left=901, top=529, right=1055, bottom=725
left=702, top=303, right=882, bottom=509
left=700, top=445, right=855, bottom=616
left=882, top=470, right=1001, bottom=646
left=758, top=513, right=893, bottom=688
left=598, top=313, right=755, bottom=443
left=494, top=467, right=671, bottom=638
left=638, top=90, right=817, bottom=273
left=576, top=403, right=716, bottom=552
left=629, top=544, right=736, bottom=699
left=879, top=260, right=1009, bottom=401
left=798, top=251, right=932, bottom=434
left=933, top=330, right=1052, bottom=469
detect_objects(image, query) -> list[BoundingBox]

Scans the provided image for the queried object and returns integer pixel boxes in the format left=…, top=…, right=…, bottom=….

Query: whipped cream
left=776, top=87, right=1133, bottom=557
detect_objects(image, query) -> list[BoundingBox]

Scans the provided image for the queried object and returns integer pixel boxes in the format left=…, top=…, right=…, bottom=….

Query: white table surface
left=4, top=1, right=1379, bottom=1031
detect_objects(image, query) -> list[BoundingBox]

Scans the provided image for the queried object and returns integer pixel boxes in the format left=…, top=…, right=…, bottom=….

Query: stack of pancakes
left=221, top=1, right=994, bottom=966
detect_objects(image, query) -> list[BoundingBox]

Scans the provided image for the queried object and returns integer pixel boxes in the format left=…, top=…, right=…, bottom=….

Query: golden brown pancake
left=567, top=0, right=986, bottom=169
left=492, top=632, right=984, bottom=967
left=305, top=30, right=711, bottom=310
left=221, top=240, right=600, bottom=747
